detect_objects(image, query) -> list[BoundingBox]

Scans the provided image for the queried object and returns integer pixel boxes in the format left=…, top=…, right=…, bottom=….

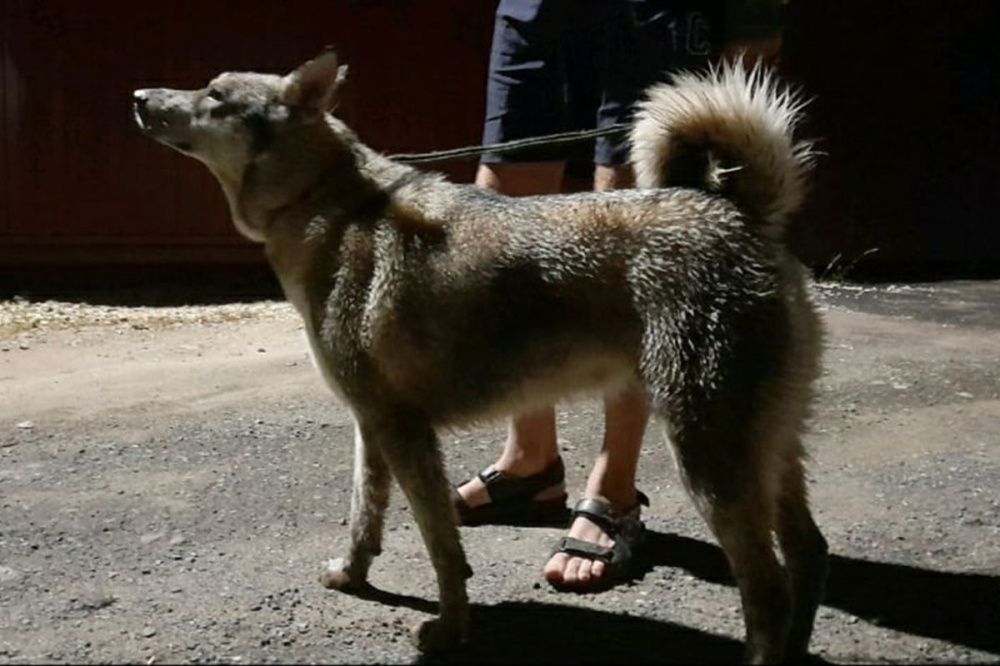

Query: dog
left=133, top=51, right=828, bottom=663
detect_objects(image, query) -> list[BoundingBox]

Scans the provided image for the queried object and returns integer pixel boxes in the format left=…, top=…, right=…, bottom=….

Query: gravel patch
left=0, top=297, right=293, bottom=341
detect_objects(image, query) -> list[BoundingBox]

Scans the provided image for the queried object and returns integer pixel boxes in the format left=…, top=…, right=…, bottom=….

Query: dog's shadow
left=354, top=585, right=751, bottom=664
left=640, top=531, right=1000, bottom=656
left=353, top=530, right=999, bottom=663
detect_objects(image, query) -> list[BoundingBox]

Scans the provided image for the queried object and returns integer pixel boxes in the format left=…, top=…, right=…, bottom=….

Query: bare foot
left=543, top=513, right=615, bottom=587
left=544, top=491, right=643, bottom=589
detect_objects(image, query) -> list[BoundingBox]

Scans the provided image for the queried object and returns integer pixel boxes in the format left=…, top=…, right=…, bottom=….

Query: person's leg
left=542, top=0, right=652, bottom=586
left=460, top=5, right=649, bottom=595
left=454, top=407, right=565, bottom=509
left=593, top=163, right=633, bottom=192
left=456, top=2, right=573, bottom=514
left=455, top=161, right=568, bottom=512
left=473, top=162, right=564, bottom=198
left=545, top=385, right=649, bottom=585
left=543, top=162, right=650, bottom=587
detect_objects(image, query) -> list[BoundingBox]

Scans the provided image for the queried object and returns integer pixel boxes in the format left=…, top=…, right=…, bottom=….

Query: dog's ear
left=282, top=51, right=348, bottom=111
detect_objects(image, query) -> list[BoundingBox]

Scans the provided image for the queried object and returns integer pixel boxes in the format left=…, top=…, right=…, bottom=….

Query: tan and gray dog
left=133, top=51, right=827, bottom=663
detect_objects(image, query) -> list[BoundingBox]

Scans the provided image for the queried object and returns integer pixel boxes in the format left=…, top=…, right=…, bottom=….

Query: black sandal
left=548, top=491, right=650, bottom=591
left=452, top=458, right=570, bottom=527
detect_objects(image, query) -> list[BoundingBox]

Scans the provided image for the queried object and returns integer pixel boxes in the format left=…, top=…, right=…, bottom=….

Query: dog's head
left=133, top=51, right=349, bottom=240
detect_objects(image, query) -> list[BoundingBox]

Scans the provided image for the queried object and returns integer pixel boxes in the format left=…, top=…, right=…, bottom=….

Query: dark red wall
left=0, top=0, right=494, bottom=267
left=784, top=0, right=1000, bottom=276
left=2, top=1, right=999, bottom=277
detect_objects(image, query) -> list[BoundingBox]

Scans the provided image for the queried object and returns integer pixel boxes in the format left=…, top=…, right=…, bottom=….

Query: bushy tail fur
left=630, top=60, right=814, bottom=239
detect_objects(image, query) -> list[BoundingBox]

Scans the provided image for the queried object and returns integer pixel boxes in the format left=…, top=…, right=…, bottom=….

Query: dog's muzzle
left=132, top=89, right=194, bottom=152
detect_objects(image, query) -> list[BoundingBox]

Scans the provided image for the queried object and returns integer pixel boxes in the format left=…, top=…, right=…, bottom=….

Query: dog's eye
left=207, top=88, right=225, bottom=102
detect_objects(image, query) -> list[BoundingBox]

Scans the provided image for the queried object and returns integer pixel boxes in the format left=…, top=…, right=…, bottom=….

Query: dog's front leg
left=320, top=419, right=390, bottom=590
left=375, top=416, right=471, bottom=653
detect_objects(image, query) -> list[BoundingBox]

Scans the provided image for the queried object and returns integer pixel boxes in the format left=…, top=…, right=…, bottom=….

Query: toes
left=562, top=556, right=583, bottom=584
left=591, top=558, right=606, bottom=580
left=547, top=514, right=619, bottom=590
left=544, top=553, right=569, bottom=584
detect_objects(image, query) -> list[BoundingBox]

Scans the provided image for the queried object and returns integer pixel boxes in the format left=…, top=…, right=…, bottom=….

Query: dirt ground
left=1, top=281, right=998, bottom=664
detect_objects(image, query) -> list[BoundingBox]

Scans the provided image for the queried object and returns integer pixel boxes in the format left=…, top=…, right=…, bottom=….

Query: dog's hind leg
left=320, top=420, right=391, bottom=591
left=372, top=415, right=471, bottom=653
left=775, top=443, right=828, bottom=659
left=664, top=420, right=791, bottom=664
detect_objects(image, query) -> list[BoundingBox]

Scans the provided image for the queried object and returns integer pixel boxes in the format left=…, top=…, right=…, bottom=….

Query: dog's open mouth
left=132, top=96, right=193, bottom=152
left=132, top=99, right=151, bottom=132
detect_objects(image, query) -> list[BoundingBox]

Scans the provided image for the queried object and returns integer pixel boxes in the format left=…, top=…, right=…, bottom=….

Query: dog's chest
left=280, top=278, right=353, bottom=402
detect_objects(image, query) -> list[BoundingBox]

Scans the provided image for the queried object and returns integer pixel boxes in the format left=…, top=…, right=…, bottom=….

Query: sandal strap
left=570, top=490, right=649, bottom=536
left=477, top=458, right=565, bottom=503
left=552, top=536, right=614, bottom=563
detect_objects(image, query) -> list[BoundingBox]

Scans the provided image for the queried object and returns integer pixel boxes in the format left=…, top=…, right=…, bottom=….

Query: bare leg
left=456, top=406, right=564, bottom=508
left=544, top=164, right=648, bottom=588
left=457, top=163, right=568, bottom=509
left=463, top=162, right=652, bottom=589
left=474, top=161, right=565, bottom=195
left=593, top=163, right=633, bottom=191
left=544, top=385, right=649, bottom=587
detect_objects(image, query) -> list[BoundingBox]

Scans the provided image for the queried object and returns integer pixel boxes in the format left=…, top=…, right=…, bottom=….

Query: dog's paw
left=411, top=617, right=467, bottom=653
left=318, top=557, right=364, bottom=591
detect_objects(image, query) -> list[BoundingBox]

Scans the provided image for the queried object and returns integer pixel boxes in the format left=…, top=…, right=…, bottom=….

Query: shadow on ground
left=642, top=531, right=1000, bottom=657
left=353, top=585, right=747, bottom=664
left=349, top=529, right=998, bottom=663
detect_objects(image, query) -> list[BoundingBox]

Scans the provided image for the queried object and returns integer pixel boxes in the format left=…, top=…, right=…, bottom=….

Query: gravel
left=2, top=281, right=999, bottom=663
left=0, top=297, right=292, bottom=340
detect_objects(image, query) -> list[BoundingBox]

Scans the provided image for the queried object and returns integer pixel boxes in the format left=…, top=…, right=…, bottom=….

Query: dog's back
left=353, top=64, right=820, bottom=436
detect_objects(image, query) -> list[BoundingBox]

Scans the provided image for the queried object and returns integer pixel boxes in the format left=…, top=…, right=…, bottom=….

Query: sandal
left=452, top=458, right=570, bottom=527
left=548, top=491, right=650, bottom=591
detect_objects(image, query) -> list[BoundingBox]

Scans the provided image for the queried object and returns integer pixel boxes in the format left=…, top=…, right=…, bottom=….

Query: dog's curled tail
left=630, top=60, right=814, bottom=238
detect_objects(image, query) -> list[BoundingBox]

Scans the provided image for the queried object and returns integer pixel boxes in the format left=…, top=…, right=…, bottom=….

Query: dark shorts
left=481, top=0, right=724, bottom=166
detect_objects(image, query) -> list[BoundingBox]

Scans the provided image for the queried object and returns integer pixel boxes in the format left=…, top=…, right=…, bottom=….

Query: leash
left=387, top=123, right=631, bottom=164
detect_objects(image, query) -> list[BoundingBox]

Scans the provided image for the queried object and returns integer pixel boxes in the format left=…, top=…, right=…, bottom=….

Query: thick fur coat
left=134, top=54, right=828, bottom=663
